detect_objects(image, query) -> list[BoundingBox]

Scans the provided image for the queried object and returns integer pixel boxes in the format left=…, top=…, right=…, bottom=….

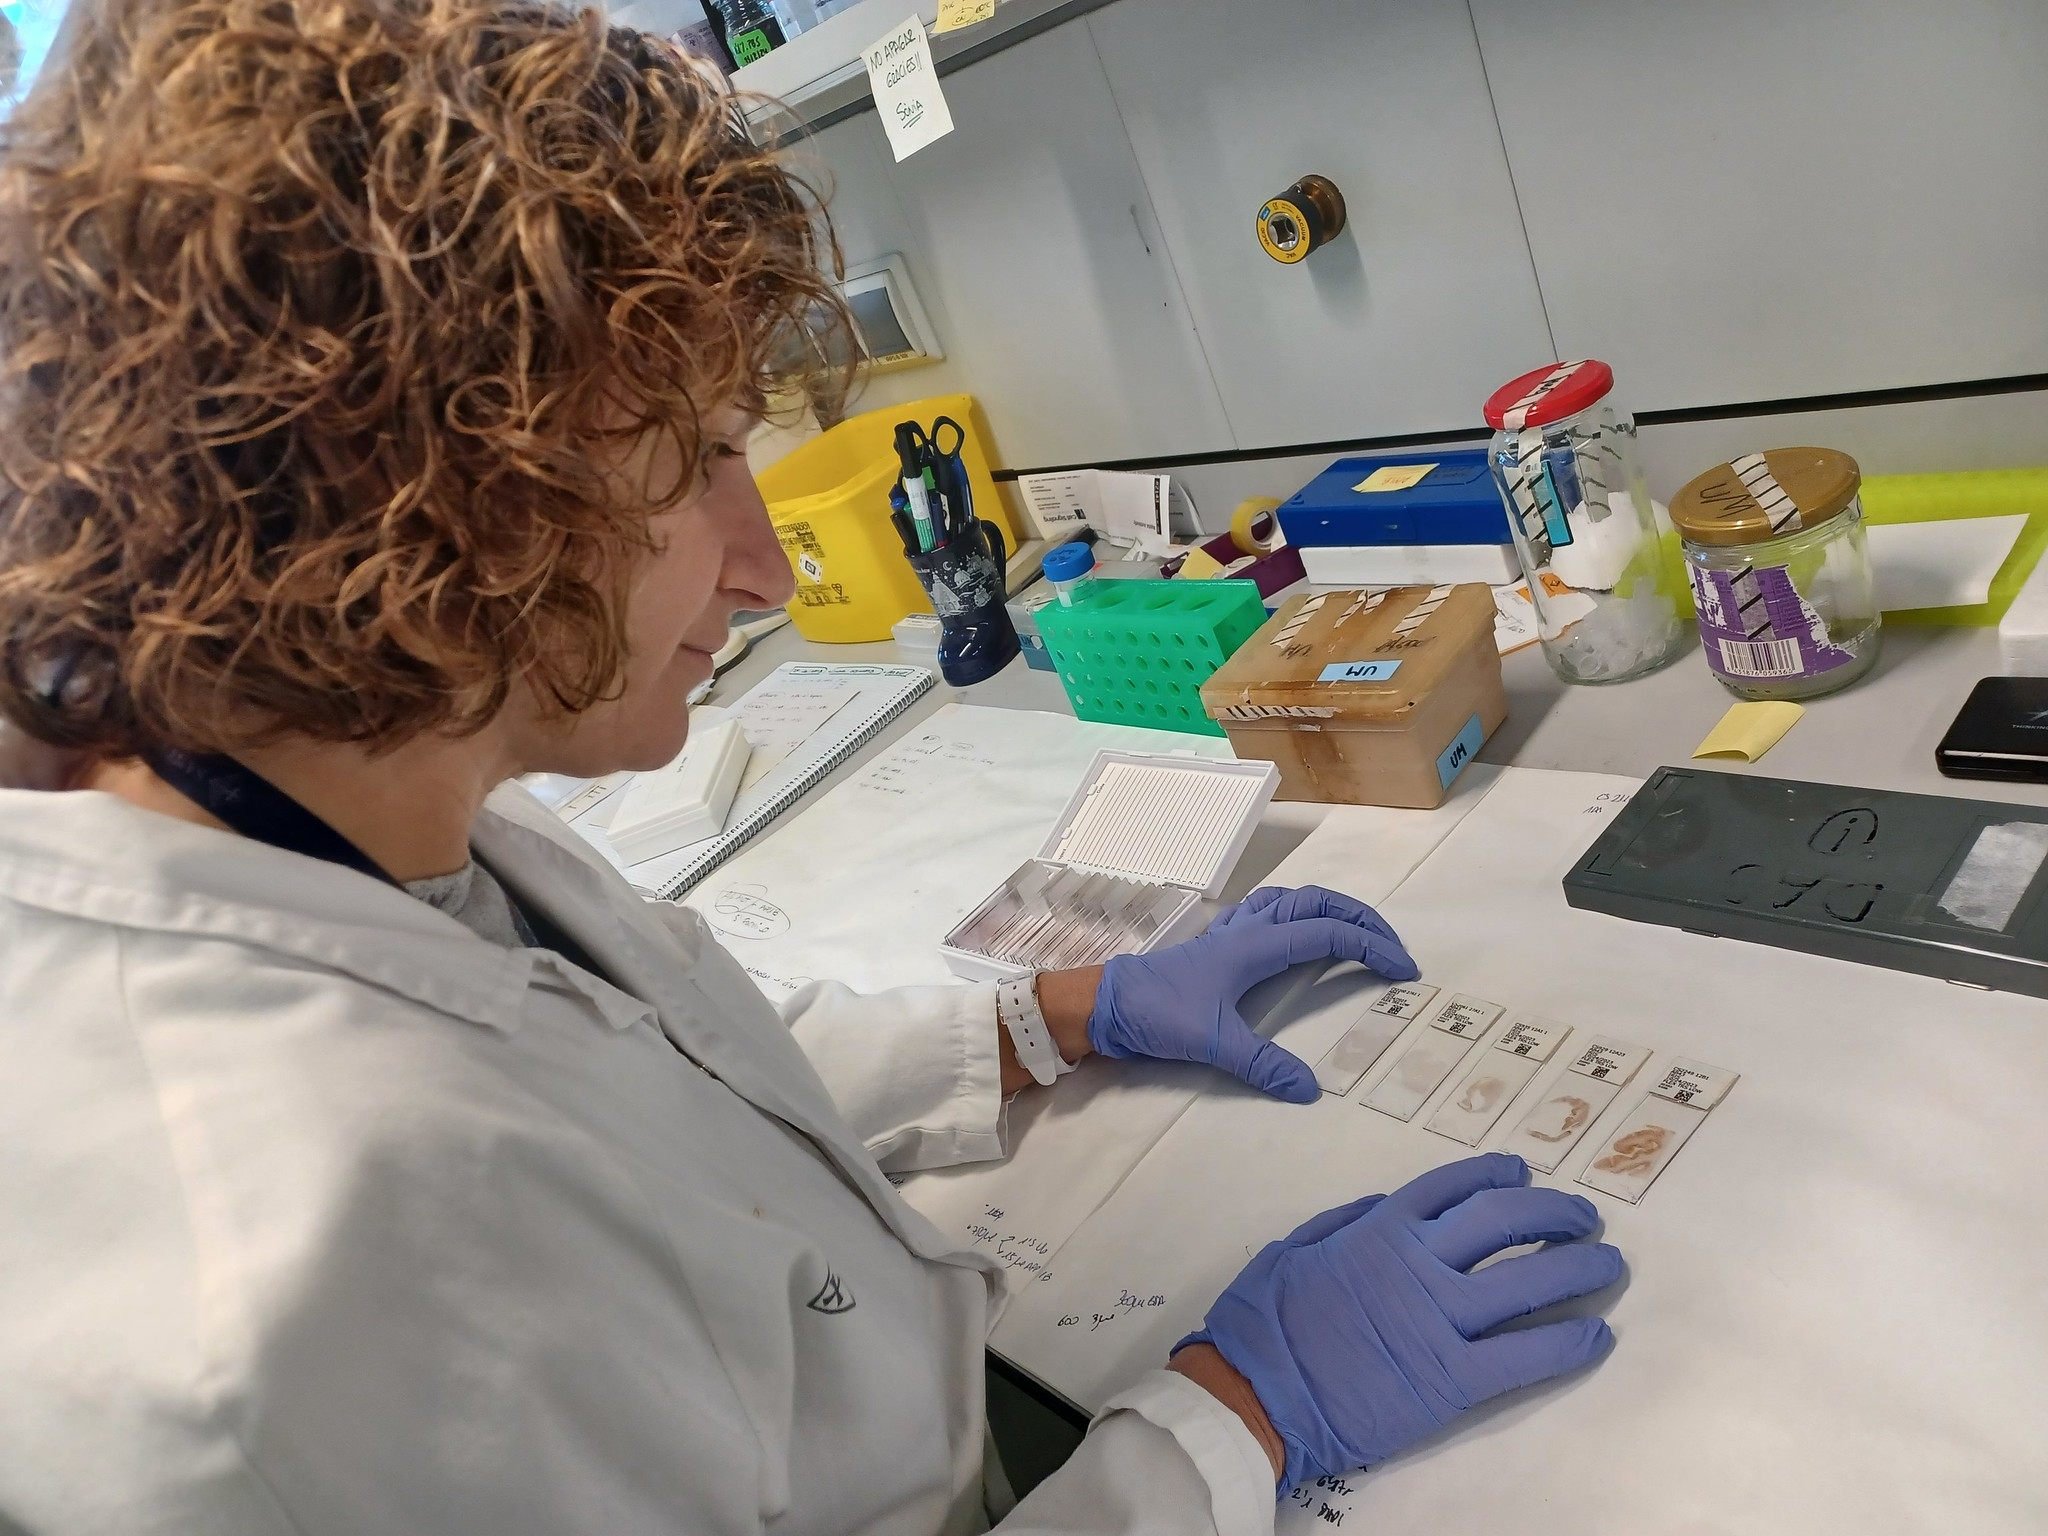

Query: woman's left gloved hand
left=1087, top=885, right=1419, bottom=1103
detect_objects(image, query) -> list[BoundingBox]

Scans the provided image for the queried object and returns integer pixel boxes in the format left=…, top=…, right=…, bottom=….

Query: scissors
left=926, top=416, right=972, bottom=537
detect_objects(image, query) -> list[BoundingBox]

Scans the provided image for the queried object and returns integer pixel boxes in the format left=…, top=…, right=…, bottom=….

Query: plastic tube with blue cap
left=1043, top=540, right=1097, bottom=607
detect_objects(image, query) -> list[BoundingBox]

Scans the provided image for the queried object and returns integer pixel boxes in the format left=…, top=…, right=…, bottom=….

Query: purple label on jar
left=1689, top=562, right=1857, bottom=684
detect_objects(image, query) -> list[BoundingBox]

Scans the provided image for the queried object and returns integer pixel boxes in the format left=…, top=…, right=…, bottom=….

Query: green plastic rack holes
left=1035, top=579, right=1269, bottom=737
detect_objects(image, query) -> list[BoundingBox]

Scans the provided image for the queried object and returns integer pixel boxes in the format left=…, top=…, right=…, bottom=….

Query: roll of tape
left=1229, top=497, right=1284, bottom=556
left=1255, top=175, right=1348, bottom=265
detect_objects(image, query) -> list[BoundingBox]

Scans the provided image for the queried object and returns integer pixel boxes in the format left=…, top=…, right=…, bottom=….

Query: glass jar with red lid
left=1484, top=360, right=1687, bottom=685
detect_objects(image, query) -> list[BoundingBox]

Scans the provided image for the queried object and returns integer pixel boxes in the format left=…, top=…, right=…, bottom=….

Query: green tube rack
left=1034, top=579, right=1269, bottom=737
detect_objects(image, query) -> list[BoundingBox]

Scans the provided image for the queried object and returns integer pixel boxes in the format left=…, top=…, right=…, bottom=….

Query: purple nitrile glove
left=1182, top=1153, right=1621, bottom=1494
left=1087, top=885, right=1419, bottom=1103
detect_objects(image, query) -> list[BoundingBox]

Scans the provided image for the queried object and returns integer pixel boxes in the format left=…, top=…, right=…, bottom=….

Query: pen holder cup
left=905, top=521, right=1020, bottom=687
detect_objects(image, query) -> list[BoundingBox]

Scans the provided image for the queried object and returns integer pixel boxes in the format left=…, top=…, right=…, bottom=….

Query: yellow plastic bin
left=758, top=394, right=1020, bottom=643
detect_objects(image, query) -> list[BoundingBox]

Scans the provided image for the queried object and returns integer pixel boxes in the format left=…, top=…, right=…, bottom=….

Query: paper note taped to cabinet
left=865, top=17, right=954, bottom=161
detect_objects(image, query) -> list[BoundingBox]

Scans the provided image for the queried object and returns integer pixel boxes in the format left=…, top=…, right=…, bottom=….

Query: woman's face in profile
left=517, top=404, right=794, bottom=780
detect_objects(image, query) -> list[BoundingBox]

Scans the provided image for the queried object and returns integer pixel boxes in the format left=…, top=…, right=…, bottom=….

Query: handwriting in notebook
left=736, top=679, right=860, bottom=789
left=855, top=730, right=1000, bottom=798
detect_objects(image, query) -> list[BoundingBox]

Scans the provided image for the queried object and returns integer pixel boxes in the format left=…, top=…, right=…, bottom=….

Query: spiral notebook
left=612, top=662, right=933, bottom=899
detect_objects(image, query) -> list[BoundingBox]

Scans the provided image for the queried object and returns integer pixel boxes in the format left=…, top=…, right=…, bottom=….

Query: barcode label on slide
left=1717, top=637, right=1801, bottom=678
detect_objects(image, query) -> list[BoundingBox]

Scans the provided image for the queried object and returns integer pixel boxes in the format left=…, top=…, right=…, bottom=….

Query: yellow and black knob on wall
left=1255, top=175, right=1347, bottom=265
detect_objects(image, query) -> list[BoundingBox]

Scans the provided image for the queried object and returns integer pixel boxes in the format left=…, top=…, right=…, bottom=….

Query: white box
left=604, top=718, right=750, bottom=865
left=1299, top=542, right=1522, bottom=588
left=940, top=751, right=1280, bottom=981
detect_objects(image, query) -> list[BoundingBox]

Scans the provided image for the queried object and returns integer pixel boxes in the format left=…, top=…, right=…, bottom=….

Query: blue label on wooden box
left=1318, top=658, right=1403, bottom=683
left=1435, top=712, right=1486, bottom=789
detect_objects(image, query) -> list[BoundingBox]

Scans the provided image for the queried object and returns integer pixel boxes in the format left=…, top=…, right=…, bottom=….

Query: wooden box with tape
left=1199, top=585, right=1506, bottom=809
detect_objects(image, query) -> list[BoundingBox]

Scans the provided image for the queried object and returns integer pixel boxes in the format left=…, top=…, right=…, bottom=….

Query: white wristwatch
left=996, top=974, right=1075, bottom=1088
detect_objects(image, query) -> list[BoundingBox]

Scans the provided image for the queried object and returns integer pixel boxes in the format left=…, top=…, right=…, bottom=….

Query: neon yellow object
left=757, top=394, right=1021, bottom=643
left=1658, top=466, right=2048, bottom=628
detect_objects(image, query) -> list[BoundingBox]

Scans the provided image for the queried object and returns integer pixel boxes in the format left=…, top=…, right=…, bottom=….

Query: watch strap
left=996, top=974, right=1073, bottom=1087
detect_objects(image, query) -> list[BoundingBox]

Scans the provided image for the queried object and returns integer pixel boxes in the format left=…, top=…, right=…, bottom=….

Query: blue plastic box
left=1277, top=450, right=1512, bottom=548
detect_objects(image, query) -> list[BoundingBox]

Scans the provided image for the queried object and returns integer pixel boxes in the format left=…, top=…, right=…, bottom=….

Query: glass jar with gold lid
left=1670, top=447, right=1880, bottom=700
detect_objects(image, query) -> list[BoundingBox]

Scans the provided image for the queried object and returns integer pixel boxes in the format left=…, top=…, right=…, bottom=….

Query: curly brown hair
left=0, top=0, right=849, bottom=756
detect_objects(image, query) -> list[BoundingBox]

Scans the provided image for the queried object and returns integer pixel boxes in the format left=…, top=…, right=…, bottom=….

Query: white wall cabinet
left=765, top=0, right=2045, bottom=472
left=1470, top=0, right=2048, bottom=410
left=1086, top=0, right=1555, bottom=450
left=791, top=24, right=1234, bottom=468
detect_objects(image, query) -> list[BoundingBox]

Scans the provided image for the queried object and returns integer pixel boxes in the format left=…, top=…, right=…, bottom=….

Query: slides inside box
left=940, top=751, right=1279, bottom=981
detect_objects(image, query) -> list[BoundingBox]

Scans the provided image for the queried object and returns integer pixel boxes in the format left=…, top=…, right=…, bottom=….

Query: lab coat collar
left=472, top=788, right=947, bottom=1252
left=469, top=785, right=689, bottom=1002
left=470, top=788, right=814, bottom=1104
left=0, top=788, right=536, bottom=1032
left=0, top=784, right=984, bottom=1292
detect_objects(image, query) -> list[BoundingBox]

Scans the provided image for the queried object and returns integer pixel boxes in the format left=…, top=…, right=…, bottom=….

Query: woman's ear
left=0, top=721, right=88, bottom=790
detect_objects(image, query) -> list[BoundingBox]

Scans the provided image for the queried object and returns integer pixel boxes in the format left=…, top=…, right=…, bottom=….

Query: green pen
left=893, top=422, right=937, bottom=552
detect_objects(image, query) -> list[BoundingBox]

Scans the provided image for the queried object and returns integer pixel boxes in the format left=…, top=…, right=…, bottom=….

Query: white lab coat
left=0, top=783, right=1277, bottom=1536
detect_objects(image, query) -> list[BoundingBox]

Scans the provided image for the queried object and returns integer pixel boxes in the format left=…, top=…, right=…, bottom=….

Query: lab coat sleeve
left=777, top=978, right=1007, bottom=1174
left=993, top=1371, right=1277, bottom=1536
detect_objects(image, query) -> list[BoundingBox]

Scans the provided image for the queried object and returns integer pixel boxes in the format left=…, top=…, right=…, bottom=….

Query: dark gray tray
left=1563, top=766, right=2048, bottom=999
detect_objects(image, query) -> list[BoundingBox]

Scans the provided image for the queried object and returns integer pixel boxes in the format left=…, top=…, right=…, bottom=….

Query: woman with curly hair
left=0, top=0, right=1621, bottom=1530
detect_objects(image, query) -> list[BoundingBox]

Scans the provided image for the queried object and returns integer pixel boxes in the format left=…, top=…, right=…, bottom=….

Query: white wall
left=1469, top=0, right=2048, bottom=409
left=1085, top=0, right=1555, bottom=449
left=767, top=0, right=2048, bottom=510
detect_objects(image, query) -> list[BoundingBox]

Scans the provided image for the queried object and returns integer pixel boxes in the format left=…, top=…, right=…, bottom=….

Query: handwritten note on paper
left=736, top=677, right=858, bottom=790
left=733, top=960, right=811, bottom=1003
left=864, top=16, right=954, bottom=162
left=1053, top=1286, right=1168, bottom=1334
left=707, top=884, right=791, bottom=941
left=964, top=1204, right=1058, bottom=1287
left=855, top=729, right=1000, bottom=799
left=1284, top=1475, right=1364, bottom=1530
left=934, top=0, right=996, bottom=32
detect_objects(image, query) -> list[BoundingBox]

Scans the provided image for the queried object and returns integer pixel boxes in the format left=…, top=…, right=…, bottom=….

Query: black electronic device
left=1936, top=676, right=2048, bottom=782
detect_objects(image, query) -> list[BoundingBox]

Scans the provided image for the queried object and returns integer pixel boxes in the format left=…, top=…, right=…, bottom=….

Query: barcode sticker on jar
left=1694, top=563, right=1858, bottom=687
left=1717, top=636, right=1803, bottom=678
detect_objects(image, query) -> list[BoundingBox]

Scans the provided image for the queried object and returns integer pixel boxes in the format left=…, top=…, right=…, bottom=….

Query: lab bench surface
left=715, top=615, right=2026, bottom=816
left=705, top=615, right=2038, bottom=1442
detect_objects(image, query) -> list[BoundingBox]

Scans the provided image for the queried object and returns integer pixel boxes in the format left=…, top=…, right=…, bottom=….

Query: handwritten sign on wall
left=863, top=16, right=955, bottom=162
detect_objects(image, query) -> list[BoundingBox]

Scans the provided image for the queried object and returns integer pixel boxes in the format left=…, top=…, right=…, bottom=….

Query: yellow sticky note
left=1353, top=463, right=1437, bottom=493
left=1693, top=701, right=1805, bottom=763
left=1173, top=546, right=1227, bottom=580
left=934, top=0, right=997, bottom=33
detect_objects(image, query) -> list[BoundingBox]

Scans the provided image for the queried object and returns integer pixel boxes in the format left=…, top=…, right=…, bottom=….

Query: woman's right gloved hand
left=1178, top=1153, right=1622, bottom=1495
